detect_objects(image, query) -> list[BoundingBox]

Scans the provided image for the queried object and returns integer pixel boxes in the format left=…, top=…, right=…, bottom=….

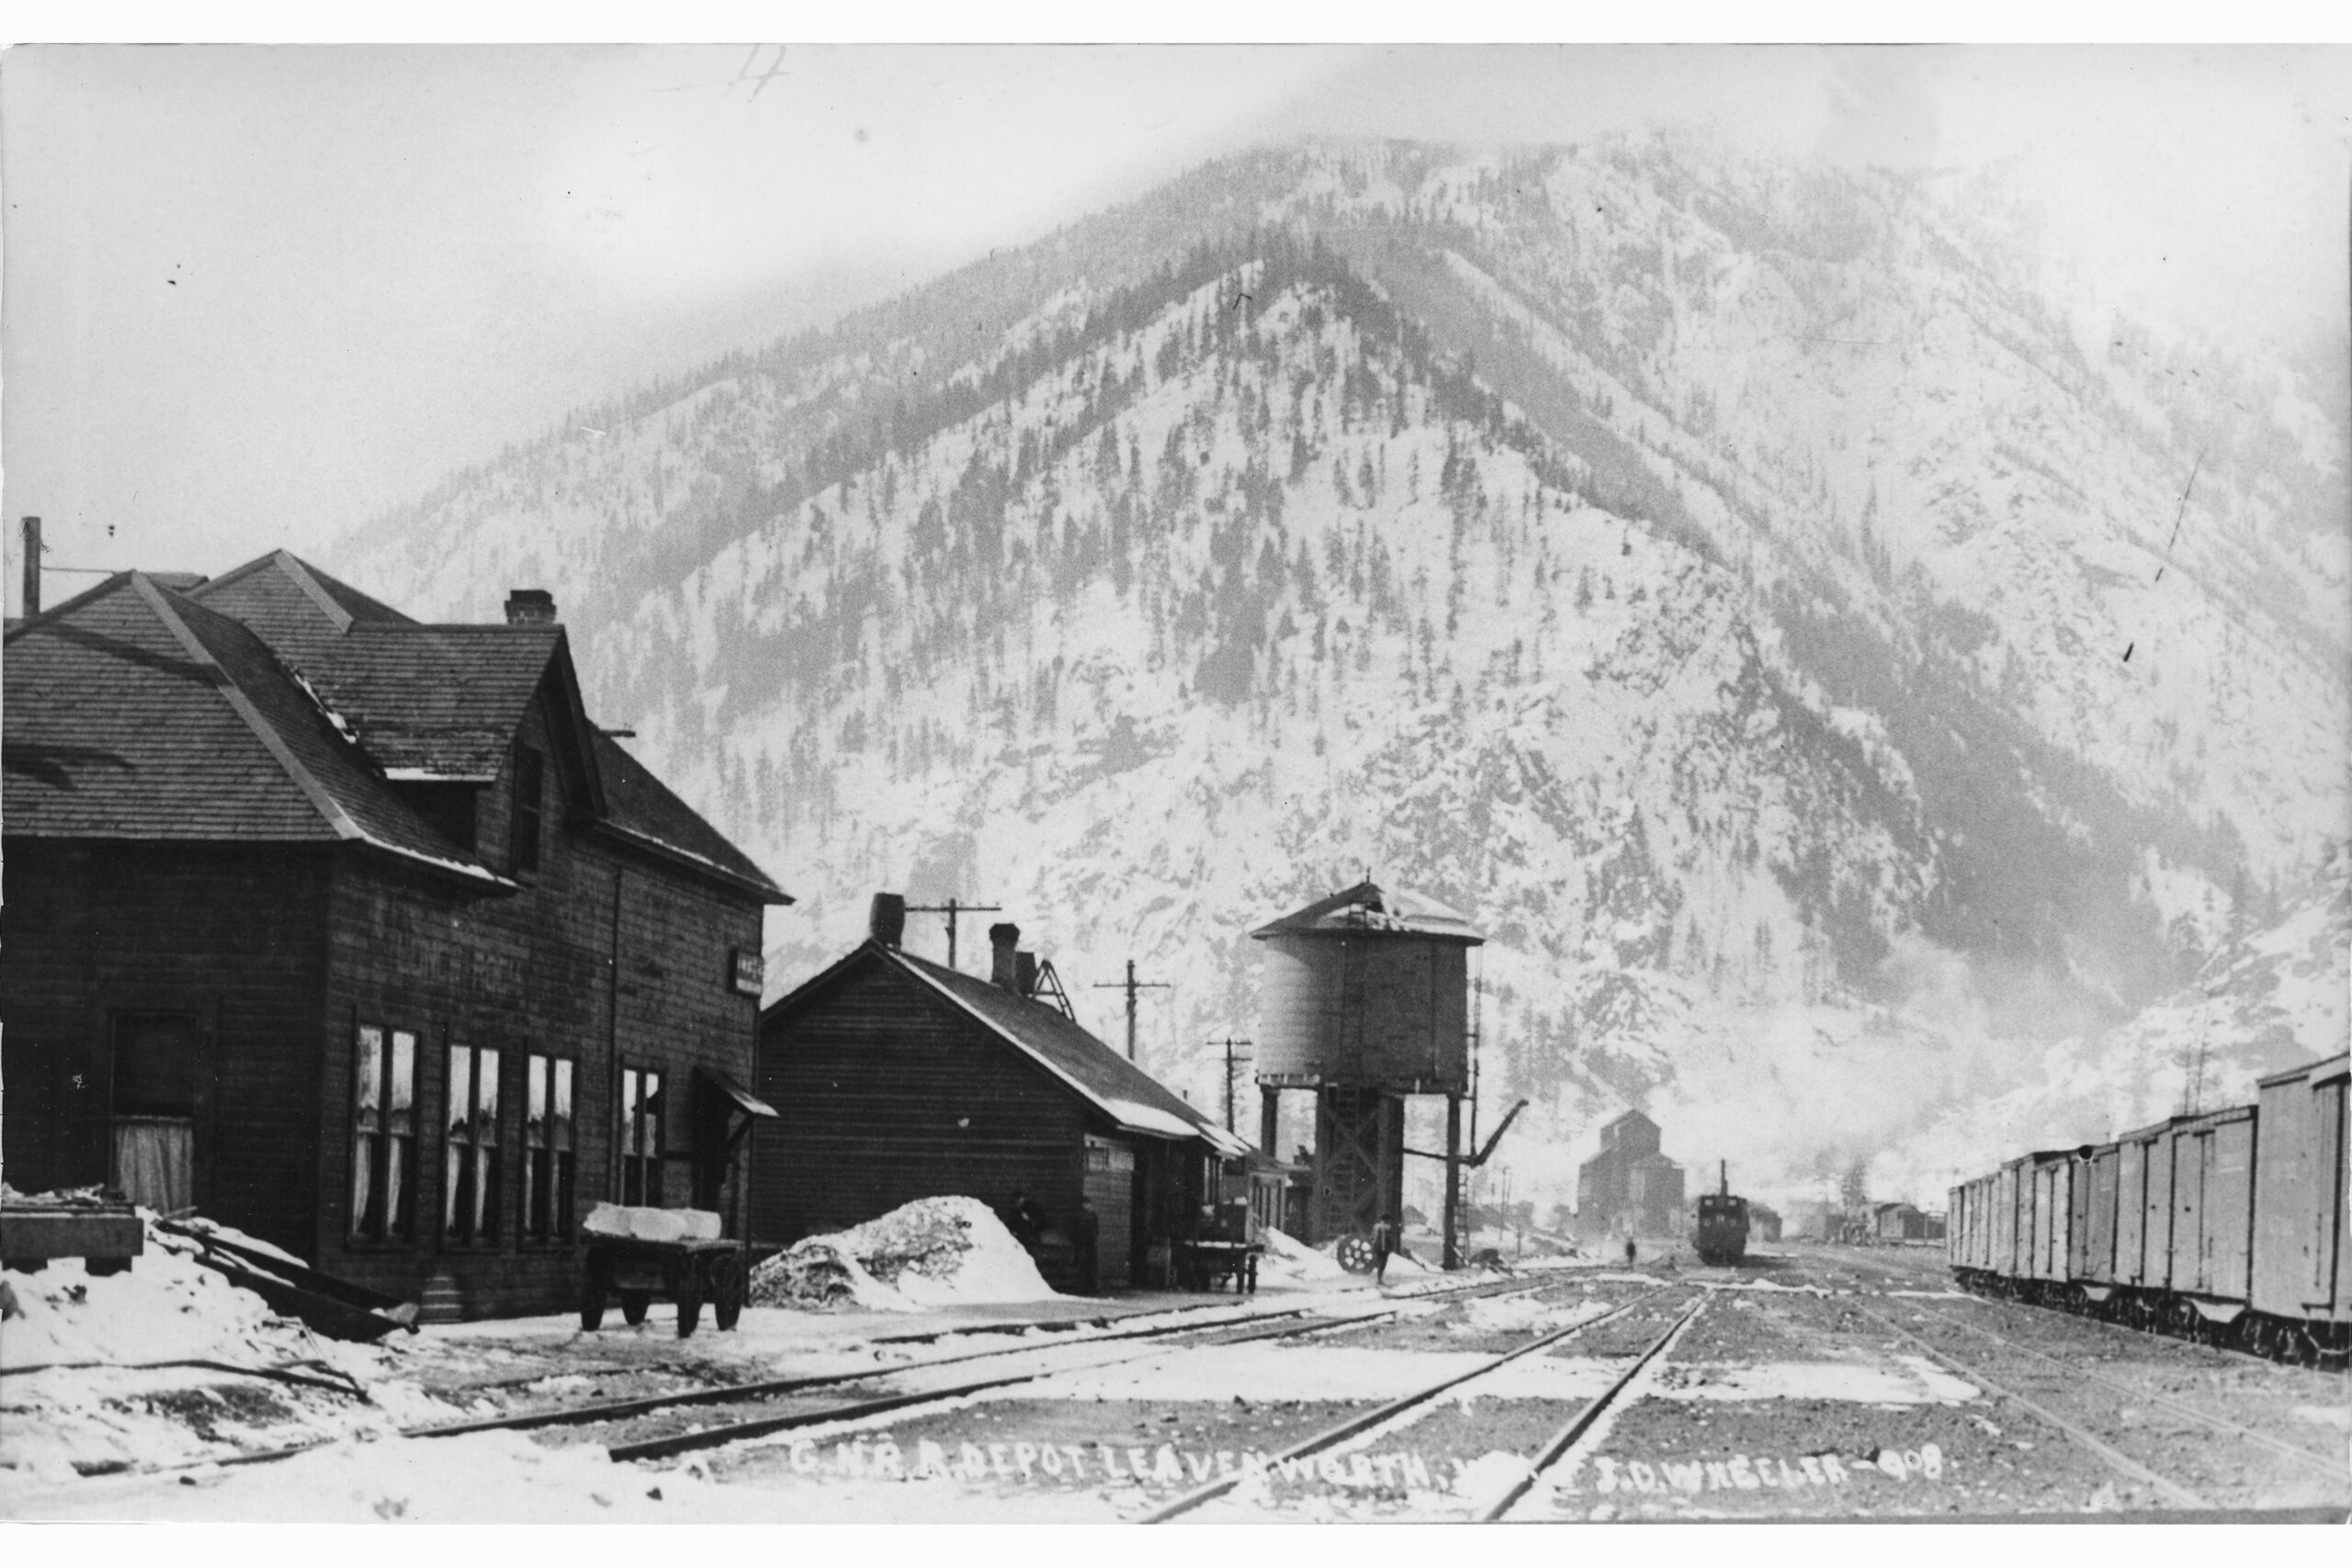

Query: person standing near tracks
left=1372, top=1213, right=1397, bottom=1286
left=1624, top=1235, right=1638, bottom=1267
left=1007, top=1192, right=1046, bottom=1259
left=1073, top=1196, right=1102, bottom=1296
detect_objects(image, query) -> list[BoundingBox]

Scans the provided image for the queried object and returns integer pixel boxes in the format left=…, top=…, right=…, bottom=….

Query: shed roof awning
left=1102, top=1097, right=1204, bottom=1142
left=1099, top=1098, right=1250, bottom=1158
left=1198, top=1124, right=1251, bottom=1158
left=698, top=1066, right=777, bottom=1120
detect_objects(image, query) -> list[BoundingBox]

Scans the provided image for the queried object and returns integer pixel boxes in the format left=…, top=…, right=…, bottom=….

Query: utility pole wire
left=904, top=898, right=1001, bottom=972
left=1206, top=1037, right=1255, bottom=1132
left=1091, top=960, right=1170, bottom=1062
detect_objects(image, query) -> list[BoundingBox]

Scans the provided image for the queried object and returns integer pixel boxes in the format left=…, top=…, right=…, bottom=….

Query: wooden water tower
left=1251, top=880, right=1483, bottom=1263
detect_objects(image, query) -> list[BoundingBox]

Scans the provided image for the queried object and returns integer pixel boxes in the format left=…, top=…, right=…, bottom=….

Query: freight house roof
left=771, top=939, right=1249, bottom=1156
left=2, top=551, right=787, bottom=903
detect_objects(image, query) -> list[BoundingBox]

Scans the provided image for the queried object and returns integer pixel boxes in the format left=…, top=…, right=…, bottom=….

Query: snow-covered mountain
left=329, top=135, right=2350, bottom=1213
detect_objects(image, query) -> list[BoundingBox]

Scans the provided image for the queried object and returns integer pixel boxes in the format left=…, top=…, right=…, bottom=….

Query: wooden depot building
left=2, top=551, right=790, bottom=1318
left=751, top=897, right=1247, bottom=1292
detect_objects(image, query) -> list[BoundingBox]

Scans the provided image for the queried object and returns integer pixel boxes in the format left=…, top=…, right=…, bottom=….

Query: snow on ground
left=1649, top=1357, right=1980, bottom=1405
left=1, top=1228, right=296, bottom=1371
left=1453, top=1292, right=1613, bottom=1337
left=748, top=1196, right=1057, bottom=1313
left=3, top=1429, right=793, bottom=1523
left=0, top=1216, right=440, bottom=1484
left=1256, top=1226, right=1348, bottom=1284
left=972, top=1344, right=1591, bottom=1404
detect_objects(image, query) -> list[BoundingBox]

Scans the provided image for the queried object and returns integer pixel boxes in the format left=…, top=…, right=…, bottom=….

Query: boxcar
left=2251, top=1053, right=2350, bottom=1360
left=2168, top=1104, right=2256, bottom=1310
left=1991, top=1158, right=2023, bottom=1282
left=1951, top=1053, right=2350, bottom=1366
left=2023, top=1150, right=2075, bottom=1294
left=1947, top=1173, right=1997, bottom=1282
left=2128, top=1116, right=2182, bottom=1296
left=2072, top=1142, right=2120, bottom=1300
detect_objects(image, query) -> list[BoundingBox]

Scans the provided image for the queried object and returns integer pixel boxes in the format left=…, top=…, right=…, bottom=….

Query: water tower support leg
left=1260, top=1086, right=1280, bottom=1162
left=1442, top=1093, right=1463, bottom=1270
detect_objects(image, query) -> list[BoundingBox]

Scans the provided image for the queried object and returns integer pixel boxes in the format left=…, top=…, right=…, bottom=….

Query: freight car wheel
left=620, top=1290, right=651, bottom=1326
left=1334, top=1234, right=1377, bottom=1275
left=710, top=1255, right=745, bottom=1331
left=676, top=1285, right=704, bottom=1338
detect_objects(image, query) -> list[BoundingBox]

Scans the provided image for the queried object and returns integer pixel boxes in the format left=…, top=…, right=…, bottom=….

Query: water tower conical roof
left=1249, top=879, right=1484, bottom=943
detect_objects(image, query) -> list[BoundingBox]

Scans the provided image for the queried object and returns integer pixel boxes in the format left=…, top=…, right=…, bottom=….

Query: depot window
left=444, top=1043, right=503, bottom=1243
left=618, top=1066, right=665, bottom=1208
left=349, top=1025, right=417, bottom=1241
left=522, top=1054, right=576, bottom=1242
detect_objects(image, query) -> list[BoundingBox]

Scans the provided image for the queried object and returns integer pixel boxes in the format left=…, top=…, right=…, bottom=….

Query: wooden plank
left=0, top=1209, right=144, bottom=1262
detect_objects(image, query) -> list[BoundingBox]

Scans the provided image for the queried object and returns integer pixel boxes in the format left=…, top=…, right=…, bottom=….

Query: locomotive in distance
left=1692, top=1161, right=1749, bottom=1268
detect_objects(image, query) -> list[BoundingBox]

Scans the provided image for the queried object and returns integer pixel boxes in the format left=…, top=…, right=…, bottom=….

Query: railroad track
left=1479, top=1292, right=1706, bottom=1520
left=422, top=1269, right=1559, bottom=1447
left=603, top=1295, right=1460, bottom=1463
left=1829, top=1244, right=2347, bottom=1383
left=1139, top=1286, right=1691, bottom=1523
left=152, top=1269, right=1566, bottom=1478
left=1848, top=1298, right=2347, bottom=1494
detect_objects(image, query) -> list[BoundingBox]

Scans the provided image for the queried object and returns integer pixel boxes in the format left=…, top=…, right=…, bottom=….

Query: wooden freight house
left=2, top=552, right=790, bottom=1319
left=751, top=904, right=1246, bottom=1292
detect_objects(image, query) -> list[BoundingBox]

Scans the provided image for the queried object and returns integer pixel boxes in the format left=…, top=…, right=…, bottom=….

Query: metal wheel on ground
left=711, top=1254, right=745, bottom=1331
left=620, top=1290, right=651, bottom=1326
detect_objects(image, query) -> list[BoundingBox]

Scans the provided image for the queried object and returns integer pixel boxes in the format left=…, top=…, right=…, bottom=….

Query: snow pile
left=1255, top=1226, right=1349, bottom=1284
left=747, top=1196, right=1056, bottom=1313
left=1379, top=1245, right=1430, bottom=1276
left=0, top=1210, right=424, bottom=1483
left=2, top=1217, right=313, bottom=1371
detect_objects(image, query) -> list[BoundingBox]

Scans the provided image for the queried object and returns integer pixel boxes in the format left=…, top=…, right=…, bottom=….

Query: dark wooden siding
left=0, top=840, right=331, bottom=1259
left=751, top=953, right=1095, bottom=1290
left=311, top=692, right=765, bottom=1317
left=1080, top=1155, right=1134, bottom=1292
left=5, top=683, right=765, bottom=1322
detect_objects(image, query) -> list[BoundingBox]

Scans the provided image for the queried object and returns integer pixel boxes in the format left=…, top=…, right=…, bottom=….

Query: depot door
left=110, top=1013, right=202, bottom=1213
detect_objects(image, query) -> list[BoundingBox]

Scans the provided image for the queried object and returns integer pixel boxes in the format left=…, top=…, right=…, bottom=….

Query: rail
left=1480, top=1292, right=1705, bottom=1520
left=1843, top=1300, right=2211, bottom=1509
left=1138, top=1286, right=1678, bottom=1523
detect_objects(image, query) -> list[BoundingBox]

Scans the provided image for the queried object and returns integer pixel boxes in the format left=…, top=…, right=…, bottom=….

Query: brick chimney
left=989, top=922, right=1020, bottom=989
left=868, top=892, right=907, bottom=949
left=504, top=589, right=557, bottom=626
left=20, top=516, right=40, bottom=618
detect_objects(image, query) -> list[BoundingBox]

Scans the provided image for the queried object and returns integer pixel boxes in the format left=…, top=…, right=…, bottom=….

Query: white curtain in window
left=114, top=1117, right=194, bottom=1214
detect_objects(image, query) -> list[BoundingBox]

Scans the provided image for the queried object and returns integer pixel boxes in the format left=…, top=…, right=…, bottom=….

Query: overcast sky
left=4, top=42, right=2347, bottom=609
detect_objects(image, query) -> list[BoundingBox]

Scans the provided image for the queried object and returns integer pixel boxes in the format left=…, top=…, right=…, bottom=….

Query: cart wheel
left=711, top=1255, right=745, bottom=1332
left=676, top=1285, right=704, bottom=1338
left=580, top=1254, right=610, bottom=1331
left=1335, top=1234, right=1376, bottom=1275
left=618, top=1289, right=650, bottom=1326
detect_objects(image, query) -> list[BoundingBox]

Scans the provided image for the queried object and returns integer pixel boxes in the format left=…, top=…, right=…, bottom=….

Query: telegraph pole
left=1206, top=1038, right=1253, bottom=1133
left=1091, top=960, right=1170, bottom=1062
left=903, top=898, right=1001, bottom=972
